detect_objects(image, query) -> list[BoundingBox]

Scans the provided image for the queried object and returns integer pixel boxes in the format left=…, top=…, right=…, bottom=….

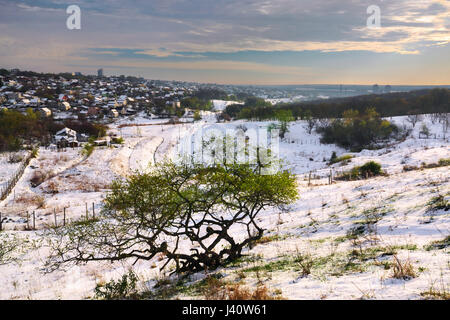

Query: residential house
left=109, top=109, right=119, bottom=118
left=55, top=127, right=78, bottom=148
left=61, top=101, right=71, bottom=111
left=40, top=107, right=52, bottom=117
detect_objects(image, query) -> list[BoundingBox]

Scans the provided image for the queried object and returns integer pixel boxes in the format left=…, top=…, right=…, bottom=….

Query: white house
left=109, top=109, right=119, bottom=118
left=55, top=127, right=78, bottom=147
left=61, top=101, right=71, bottom=111
left=40, top=107, right=52, bottom=117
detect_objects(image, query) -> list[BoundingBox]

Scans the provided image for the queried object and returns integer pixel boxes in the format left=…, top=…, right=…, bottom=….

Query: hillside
left=0, top=112, right=448, bottom=299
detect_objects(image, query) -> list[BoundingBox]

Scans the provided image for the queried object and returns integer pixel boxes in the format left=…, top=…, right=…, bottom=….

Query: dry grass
left=202, top=276, right=282, bottom=300
left=391, top=255, right=416, bottom=280
left=42, top=181, right=59, bottom=194
left=294, top=252, right=314, bottom=277
left=421, top=280, right=450, bottom=300
left=14, top=194, right=46, bottom=209
left=53, top=178, right=111, bottom=193
left=30, top=169, right=55, bottom=187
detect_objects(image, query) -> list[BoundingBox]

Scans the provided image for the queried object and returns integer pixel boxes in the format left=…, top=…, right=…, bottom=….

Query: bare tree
left=302, top=110, right=318, bottom=134
left=406, top=113, right=422, bottom=128
left=441, top=113, right=450, bottom=138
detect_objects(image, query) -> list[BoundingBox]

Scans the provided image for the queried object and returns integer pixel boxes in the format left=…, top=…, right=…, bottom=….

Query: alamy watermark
left=367, top=5, right=381, bottom=29
left=66, top=5, right=81, bottom=30
left=176, top=126, right=281, bottom=175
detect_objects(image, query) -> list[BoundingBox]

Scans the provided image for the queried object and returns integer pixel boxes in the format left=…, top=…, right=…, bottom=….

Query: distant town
left=2, top=68, right=448, bottom=126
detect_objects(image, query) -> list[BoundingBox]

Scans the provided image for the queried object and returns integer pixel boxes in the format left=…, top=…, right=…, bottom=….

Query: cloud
left=0, top=0, right=449, bottom=84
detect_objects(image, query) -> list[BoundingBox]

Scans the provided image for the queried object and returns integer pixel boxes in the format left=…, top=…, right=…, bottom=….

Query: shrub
left=359, top=161, right=382, bottom=177
left=427, top=194, right=449, bottom=212
left=81, top=142, right=94, bottom=157
left=316, top=108, right=399, bottom=151
left=294, top=253, right=314, bottom=277
left=403, top=165, right=418, bottom=172
left=329, top=154, right=353, bottom=165
left=30, top=170, right=49, bottom=187
left=420, top=124, right=430, bottom=138
left=193, top=111, right=202, bottom=121
left=112, top=137, right=124, bottom=144
left=337, top=161, right=382, bottom=181
left=202, top=276, right=228, bottom=300
left=94, top=271, right=139, bottom=300
left=330, top=151, right=337, bottom=163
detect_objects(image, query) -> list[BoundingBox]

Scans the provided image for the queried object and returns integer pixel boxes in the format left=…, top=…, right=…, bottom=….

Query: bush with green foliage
left=112, top=137, right=124, bottom=144
left=359, top=161, right=382, bottom=177
left=338, top=161, right=383, bottom=180
left=193, top=110, right=202, bottom=121
left=427, top=194, right=449, bottom=212
left=81, top=138, right=96, bottom=157
left=329, top=153, right=353, bottom=165
left=317, top=108, right=399, bottom=151
left=94, top=271, right=139, bottom=300
left=47, top=161, right=298, bottom=274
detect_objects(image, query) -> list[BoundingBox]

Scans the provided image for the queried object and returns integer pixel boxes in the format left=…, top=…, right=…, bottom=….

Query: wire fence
left=0, top=201, right=100, bottom=231
left=0, top=148, right=37, bottom=201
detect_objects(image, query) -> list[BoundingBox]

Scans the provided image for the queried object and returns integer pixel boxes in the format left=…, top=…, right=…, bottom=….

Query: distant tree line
left=181, top=88, right=254, bottom=111
left=224, top=89, right=450, bottom=121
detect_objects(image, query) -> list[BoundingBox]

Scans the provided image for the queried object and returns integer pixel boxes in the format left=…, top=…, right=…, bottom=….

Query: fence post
left=63, top=207, right=66, bottom=226
left=32, top=211, right=36, bottom=230
left=54, top=208, right=57, bottom=227
left=0, top=212, right=2, bottom=231
left=92, top=202, right=95, bottom=220
left=308, top=171, right=312, bottom=186
left=85, top=203, right=88, bottom=220
left=26, top=211, right=29, bottom=230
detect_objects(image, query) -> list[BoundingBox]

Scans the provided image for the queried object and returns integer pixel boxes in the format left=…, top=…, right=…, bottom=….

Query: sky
left=0, top=0, right=449, bottom=85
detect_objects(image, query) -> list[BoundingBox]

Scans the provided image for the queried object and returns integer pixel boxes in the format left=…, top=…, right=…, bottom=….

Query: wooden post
left=85, top=203, right=88, bottom=220
left=54, top=208, right=57, bottom=227
left=308, top=171, right=311, bottom=186
left=0, top=212, right=2, bottom=231
left=63, top=207, right=66, bottom=226
left=92, top=202, right=95, bottom=219
left=26, top=211, right=29, bottom=230
left=32, top=211, right=36, bottom=230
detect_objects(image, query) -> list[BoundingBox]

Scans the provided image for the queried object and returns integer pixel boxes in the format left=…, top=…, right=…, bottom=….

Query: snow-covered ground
left=0, top=113, right=448, bottom=299
left=211, top=99, right=243, bottom=111
left=0, top=151, right=27, bottom=190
